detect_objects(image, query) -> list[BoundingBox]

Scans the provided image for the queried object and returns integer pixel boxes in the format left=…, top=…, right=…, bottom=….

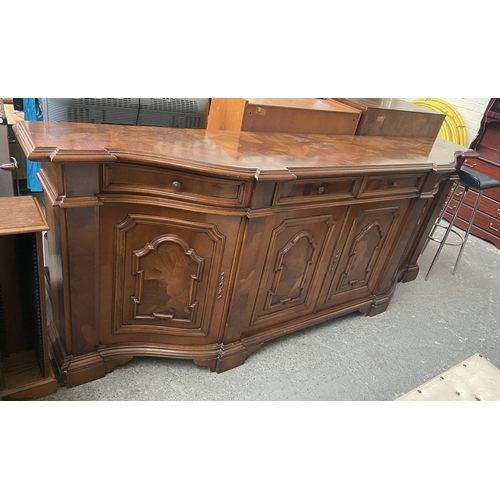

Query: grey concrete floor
left=40, top=229, right=500, bottom=401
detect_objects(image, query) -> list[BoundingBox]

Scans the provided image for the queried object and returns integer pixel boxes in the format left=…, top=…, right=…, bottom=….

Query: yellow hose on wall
left=412, top=98, right=468, bottom=146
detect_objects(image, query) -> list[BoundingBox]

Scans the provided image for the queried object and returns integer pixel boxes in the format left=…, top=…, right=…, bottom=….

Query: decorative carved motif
left=328, top=206, right=401, bottom=299
left=251, top=213, right=338, bottom=326
left=266, top=229, right=317, bottom=308
left=131, top=233, right=204, bottom=323
left=339, top=220, right=384, bottom=289
left=13, top=120, right=473, bottom=387
left=112, top=213, right=225, bottom=337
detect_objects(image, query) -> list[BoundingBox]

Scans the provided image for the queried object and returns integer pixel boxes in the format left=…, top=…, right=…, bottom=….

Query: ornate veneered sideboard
left=13, top=121, right=473, bottom=388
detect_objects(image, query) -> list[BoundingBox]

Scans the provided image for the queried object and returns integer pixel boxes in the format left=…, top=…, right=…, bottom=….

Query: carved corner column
left=399, top=162, right=464, bottom=283
left=218, top=180, right=277, bottom=371
left=397, top=151, right=474, bottom=283
left=39, top=162, right=107, bottom=387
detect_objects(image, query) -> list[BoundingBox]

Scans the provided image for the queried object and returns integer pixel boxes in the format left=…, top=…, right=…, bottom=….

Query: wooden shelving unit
left=0, top=196, right=57, bottom=399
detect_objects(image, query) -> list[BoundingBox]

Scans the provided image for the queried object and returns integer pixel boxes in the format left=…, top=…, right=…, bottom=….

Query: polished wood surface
left=13, top=121, right=473, bottom=387
left=0, top=196, right=49, bottom=235
left=16, top=121, right=467, bottom=177
left=330, top=98, right=445, bottom=139
left=207, top=98, right=361, bottom=135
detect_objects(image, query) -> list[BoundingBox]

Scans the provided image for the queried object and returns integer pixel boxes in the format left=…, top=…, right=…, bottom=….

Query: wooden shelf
left=0, top=196, right=57, bottom=400
left=0, top=350, right=57, bottom=399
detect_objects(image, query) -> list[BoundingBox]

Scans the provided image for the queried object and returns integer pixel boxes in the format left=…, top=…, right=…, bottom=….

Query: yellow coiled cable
left=412, top=98, right=468, bottom=146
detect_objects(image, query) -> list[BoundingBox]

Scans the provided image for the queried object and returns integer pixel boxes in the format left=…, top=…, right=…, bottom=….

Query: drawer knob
left=172, top=181, right=182, bottom=191
left=318, top=186, right=325, bottom=195
left=389, top=181, right=398, bottom=187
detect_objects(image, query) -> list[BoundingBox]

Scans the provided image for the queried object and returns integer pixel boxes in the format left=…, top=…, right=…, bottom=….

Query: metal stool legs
left=453, top=190, right=483, bottom=275
left=422, top=182, right=461, bottom=255
left=425, top=183, right=482, bottom=280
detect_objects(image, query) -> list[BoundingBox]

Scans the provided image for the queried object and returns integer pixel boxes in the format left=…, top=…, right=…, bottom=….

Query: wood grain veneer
left=13, top=121, right=474, bottom=388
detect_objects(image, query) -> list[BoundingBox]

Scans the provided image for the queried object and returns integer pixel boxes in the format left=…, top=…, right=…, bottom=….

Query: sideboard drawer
left=449, top=187, right=500, bottom=219
left=103, top=163, right=248, bottom=207
left=446, top=200, right=500, bottom=235
left=358, top=173, right=424, bottom=198
left=276, top=177, right=359, bottom=206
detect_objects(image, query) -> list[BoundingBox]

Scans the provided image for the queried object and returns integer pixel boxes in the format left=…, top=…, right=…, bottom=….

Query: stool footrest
left=426, top=223, right=465, bottom=247
left=424, top=174, right=486, bottom=280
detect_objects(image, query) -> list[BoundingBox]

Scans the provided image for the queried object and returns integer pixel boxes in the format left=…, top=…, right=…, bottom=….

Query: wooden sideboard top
left=14, top=121, right=474, bottom=181
left=0, top=196, right=48, bottom=236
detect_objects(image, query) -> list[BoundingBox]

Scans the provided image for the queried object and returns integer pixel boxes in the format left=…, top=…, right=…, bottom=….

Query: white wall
left=405, top=98, right=490, bottom=147
left=440, top=98, right=489, bottom=146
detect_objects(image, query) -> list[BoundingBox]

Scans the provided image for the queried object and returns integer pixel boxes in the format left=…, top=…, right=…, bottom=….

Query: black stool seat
left=423, top=165, right=500, bottom=280
left=459, top=167, right=500, bottom=190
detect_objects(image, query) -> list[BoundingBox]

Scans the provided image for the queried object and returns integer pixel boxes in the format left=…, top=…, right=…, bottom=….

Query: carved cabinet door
left=99, top=203, right=240, bottom=346
left=317, top=199, right=412, bottom=311
left=249, top=208, right=348, bottom=330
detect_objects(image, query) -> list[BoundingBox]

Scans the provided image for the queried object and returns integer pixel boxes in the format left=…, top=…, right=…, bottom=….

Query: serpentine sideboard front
left=14, top=121, right=473, bottom=387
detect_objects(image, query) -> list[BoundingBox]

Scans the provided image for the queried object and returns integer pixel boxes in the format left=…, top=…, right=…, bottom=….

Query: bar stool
left=424, top=166, right=500, bottom=280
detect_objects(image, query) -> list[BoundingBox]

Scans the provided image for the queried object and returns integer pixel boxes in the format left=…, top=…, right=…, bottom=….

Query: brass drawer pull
left=449, top=204, right=457, bottom=210
left=490, top=223, right=500, bottom=232
left=464, top=161, right=477, bottom=168
left=172, top=180, right=182, bottom=191
left=389, top=181, right=398, bottom=187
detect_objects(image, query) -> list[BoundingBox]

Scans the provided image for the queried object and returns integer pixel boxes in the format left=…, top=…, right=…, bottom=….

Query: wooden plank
left=397, top=354, right=500, bottom=401
left=207, top=98, right=361, bottom=135
left=2, top=103, right=24, bottom=125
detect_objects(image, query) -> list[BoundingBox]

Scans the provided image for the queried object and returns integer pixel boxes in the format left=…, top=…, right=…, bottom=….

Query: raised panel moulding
left=11, top=120, right=475, bottom=386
